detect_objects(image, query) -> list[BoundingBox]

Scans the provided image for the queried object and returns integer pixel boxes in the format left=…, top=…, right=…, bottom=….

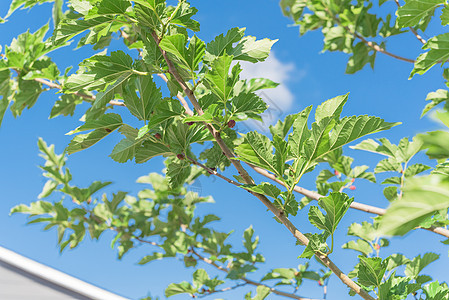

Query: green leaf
left=167, top=159, right=191, bottom=189
left=245, top=286, right=271, bottom=300
left=138, top=252, right=164, bottom=265
left=0, top=69, right=10, bottom=127
left=423, top=89, right=449, bottom=116
left=288, top=106, right=313, bottom=158
left=231, top=92, right=267, bottom=120
left=205, top=27, right=276, bottom=63
left=347, top=221, right=377, bottom=242
left=234, top=131, right=280, bottom=176
left=378, top=175, right=449, bottom=236
left=192, top=269, right=209, bottom=289
left=299, top=233, right=328, bottom=258
left=404, top=163, right=431, bottom=177
left=386, top=254, right=411, bottom=271
left=134, top=1, right=165, bottom=33
left=135, top=140, right=172, bottom=164
left=375, top=158, right=402, bottom=173
left=357, top=256, right=388, bottom=288
left=167, top=1, right=200, bottom=31
left=38, top=180, right=59, bottom=199
left=346, top=42, right=375, bottom=74
left=11, top=201, right=53, bottom=215
left=329, top=116, right=399, bottom=155
left=66, top=113, right=123, bottom=154
left=432, top=161, right=449, bottom=176
left=64, top=51, right=136, bottom=94
left=383, top=186, right=398, bottom=202
left=53, top=15, right=118, bottom=46
left=419, top=131, right=449, bottom=160
left=342, top=239, right=373, bottom=256
left=123, top=75, right=162, bottom=121
left=204, top=53, right=241, bottom=102
left=243, top=226, right=259, bottom=255
left=136, top=99, right=184, bottom=138
left=50, top=94, right=83, bottom=119
left=110, top=125, right=143, bottom=163
left=441, top=5, right=449, bottom=25
left=4, top=0, right=54, bottom=19
left=241, top=183, right=281, bottom=200
left=52, top=0, right=63, bottom=27
left=165, top=282, right=196, bottom=297
left=405, top=252, right=440, bottom=277
left=397, top=0, right=444, bottom=28
left=309, top=192, right=354, bottom=235
left=412, top=33, right=449, bottom=77
left=10, top=79, right=42, bottom=117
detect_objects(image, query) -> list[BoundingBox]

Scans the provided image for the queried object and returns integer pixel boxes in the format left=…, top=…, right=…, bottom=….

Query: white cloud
left=237, top=52, right=299, bottom=132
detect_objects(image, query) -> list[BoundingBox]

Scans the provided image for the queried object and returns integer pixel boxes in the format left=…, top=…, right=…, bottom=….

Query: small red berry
left=187, top=121, right=194, bottom=126
left=154, top=133, right=162, bottom=140
left=374, top=243, right=380, bottom=250
left=227, top=120, right=236, bottom=128
left=349, top=186, right=356, bottom=190
left=351, top=178, right=355, bottom=183
left=334, top=170, right=340, bottom=176
left=318, top=280, right=323, bottom=286
left=177, top=154, right=185, bottom=160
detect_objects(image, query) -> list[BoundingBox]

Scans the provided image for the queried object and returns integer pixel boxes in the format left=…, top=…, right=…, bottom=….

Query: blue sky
left=0, top=1, right=448, bottom=299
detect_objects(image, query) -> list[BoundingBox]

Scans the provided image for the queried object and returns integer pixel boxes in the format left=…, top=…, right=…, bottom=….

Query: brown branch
left=150, top=31, right=375, bottom=300
left=191, top=249, right=318, bottom=300
left=187, top=156, right=242, bottom=187
left=33, top=78, right=126, bottom=107
left=325, top=8, right=416, bottom=63
left=196, top=282, right=248, bottom=298
left=156, top=73, right=194, bottom=116
left=136, top=236, right=315, bottom=299
left=393, top=0, right=427, bottom=44
left=249, top=165, right=449, bottom=239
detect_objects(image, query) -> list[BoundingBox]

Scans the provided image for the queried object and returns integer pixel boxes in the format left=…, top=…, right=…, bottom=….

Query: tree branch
left=150, top=30, right=375, bottom=300
left=249, top=164, right=449, bottom=239
left=393, top=0, right=427, bottom=44
left=135, top=236, right=316, bottom=299
left=191, top=249, right=319, bottom=300
left=33, top=78, right=126, bottom=107
left=156, top=73, right=194, bottom=116
left=325, top=8, right=416, bottom=63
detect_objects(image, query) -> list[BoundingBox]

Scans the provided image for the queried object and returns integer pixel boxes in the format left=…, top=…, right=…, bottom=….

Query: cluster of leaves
left=280, top=0, right=406, bottom=73
left=280, top=0, right=449, bottom=114
left=237, top=93, right=397, bottom=217
left=341, top=220, right=449, bottom=299
left=13, top=139, right=330, bottom=299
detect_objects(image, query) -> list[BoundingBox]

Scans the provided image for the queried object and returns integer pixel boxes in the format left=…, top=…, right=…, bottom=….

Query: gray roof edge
left=0, top=246, right=129, bottom=300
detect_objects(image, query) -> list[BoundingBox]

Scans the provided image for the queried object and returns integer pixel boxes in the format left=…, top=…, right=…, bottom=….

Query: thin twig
left=136, top=236, right=314, bottom=299
left=33, top=78, right=126, bottom=106
left=150, top=30, right=375, bottom=300
left=324, top=8, right=415, bottom=63
left=156, top=73, right=194, bottom=116
left=196, top=283, right=248, bottom=298
left=191, top=249, right=317, bottom=300
left=393, top=0, right=427, bottom=44
left=187, top=156, right=242, bottom=187
left=249, top=165, right=449, bottom=239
